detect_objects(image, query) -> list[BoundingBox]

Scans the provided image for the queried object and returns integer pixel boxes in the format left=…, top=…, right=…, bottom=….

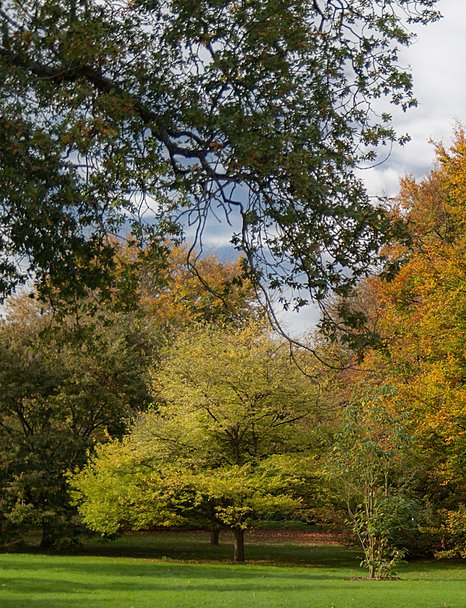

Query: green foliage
left=0, top=298, right=154, bottom=546
left=328, top=387, right=419, bottom=578
left=71, top=323, right=320, bottom=560
left=0, top=0, right=439, bottom=312
left=0, top=246, right=259, bottom=547
left=148, top=323, right=320, bottom=463
left=69, top=440, right=185, bottom=536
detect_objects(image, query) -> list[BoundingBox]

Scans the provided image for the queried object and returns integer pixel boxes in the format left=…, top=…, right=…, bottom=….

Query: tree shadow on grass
left=0, top=554, right=357, bottom=580
left=0, top=556, right=362, bottom=608
left=71, top=531, right=360, bottom=568
left=2, top=554, right=464, bottom=608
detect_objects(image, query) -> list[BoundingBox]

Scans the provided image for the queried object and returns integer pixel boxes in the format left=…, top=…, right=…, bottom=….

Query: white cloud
left=367, top=0, right=466, bottom=196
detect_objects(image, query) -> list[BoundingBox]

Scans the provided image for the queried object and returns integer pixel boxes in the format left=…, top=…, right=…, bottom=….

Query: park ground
left=0, top=529, right=464, bottom=608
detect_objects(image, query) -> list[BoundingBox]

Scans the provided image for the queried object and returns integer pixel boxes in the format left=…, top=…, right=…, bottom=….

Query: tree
left=0, top=298, right=153, bottom=547
left=329, top=388, right=418, bottom=578
left=331, top=128, right=466, bottom=558
left=71, top=322, right=321, bottom=561
left=0, top=0, right=439, bottom=315
left=112, top=242, right=258, bottom=329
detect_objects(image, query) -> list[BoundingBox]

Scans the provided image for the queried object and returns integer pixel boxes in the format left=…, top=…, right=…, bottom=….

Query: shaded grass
left=78, top=529, right=353, bottom=566
left=0, top=532, right=464, bottom=608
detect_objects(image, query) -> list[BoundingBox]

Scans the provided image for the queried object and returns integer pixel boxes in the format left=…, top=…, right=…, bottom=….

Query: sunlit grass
left=0, top=531, right=464, bottom=608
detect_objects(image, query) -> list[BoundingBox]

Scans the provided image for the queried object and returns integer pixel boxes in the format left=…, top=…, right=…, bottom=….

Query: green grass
left=0, top=531, right=464, bottom=608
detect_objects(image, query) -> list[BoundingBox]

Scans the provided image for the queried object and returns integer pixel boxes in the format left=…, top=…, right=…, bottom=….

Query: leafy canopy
left=331, top=128, right=466, bottom=558
left=111, top=242, right=258, bottom=327
left=71, top=322, right=319, bottom=551
left=0, top=296, right=153, bottom=546
left=0, top=0, right=439, bottom=309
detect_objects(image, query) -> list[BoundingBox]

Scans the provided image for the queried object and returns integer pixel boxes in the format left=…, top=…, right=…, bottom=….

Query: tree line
left=1, top=0, right=460, bottom=579
left=1, top=130, right=465, bottom=576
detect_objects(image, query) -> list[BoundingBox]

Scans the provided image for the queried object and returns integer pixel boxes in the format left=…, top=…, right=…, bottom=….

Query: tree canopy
left=0, top=244, right=256, bottom=547
left=328, top=128, right=466, bottom=559
left=71, top=322, right=321, bottom=561
left=112, top=242, right=258, bottom=327
left=0, top=297, right=154, bottom=546
left=0, top=0, right=439, bottom=312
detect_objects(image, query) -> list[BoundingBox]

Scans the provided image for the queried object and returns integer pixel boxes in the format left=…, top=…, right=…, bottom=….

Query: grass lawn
left=0, top=530, right=464, bottom=608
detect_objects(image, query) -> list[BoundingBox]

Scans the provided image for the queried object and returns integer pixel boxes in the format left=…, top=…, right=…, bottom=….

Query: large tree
left=0, top=0, right=439, bottom=314
left=371, top=132, right=466, bottom=558
left=328, top=128, right=466, bottom=558
left=71, top=322, right=321, bottom=561
left=0, top=297, right=155, bottom=547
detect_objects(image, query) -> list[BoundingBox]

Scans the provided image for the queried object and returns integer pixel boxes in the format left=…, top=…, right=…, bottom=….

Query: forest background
left=1, top=132, right=465, bottom=576
left=0, top=0, right=464, bottom=581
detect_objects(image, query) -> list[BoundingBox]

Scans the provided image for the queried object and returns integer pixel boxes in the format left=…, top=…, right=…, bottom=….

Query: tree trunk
left=368, top=533, right=376, bottom=579
left=0, top=512, right=7, bottom=542
left=232, top=527, right=245, bottom=563
left=210, top=525, right=220, bottom=546
left=40, top=521, right=55, bottom=549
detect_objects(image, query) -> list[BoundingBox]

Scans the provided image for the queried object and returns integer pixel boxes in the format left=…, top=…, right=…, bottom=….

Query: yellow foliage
left=356, top=128, right=466, bottom=496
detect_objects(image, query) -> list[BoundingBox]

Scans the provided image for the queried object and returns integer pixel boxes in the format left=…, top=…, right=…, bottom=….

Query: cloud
left=286, top=1, right=465, bottom=336
left=365, top=0, right=466, bottom=197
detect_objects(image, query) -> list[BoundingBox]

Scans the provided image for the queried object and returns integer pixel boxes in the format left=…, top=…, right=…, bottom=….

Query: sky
left=194, top=0, right=465, bottom=336
left=24, top=0, right=456, bottom=335
left=361, top=0, right=466, bottom=200
left=4, top=1, right=463, bottom=330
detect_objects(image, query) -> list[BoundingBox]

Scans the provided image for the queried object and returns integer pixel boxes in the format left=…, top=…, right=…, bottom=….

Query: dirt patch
left=141, top=527, right=347, bottom=546
left=245, top=529, right=345, bottom=546
left=349, top=576, right=400, bottom=581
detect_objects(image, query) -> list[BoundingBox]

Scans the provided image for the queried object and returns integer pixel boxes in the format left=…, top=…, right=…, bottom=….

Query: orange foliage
left=112, top=241, right=258, bottom=330
left=139, top=245, right=257, bottom=329
left=358, top=129, right=466, bottom=496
